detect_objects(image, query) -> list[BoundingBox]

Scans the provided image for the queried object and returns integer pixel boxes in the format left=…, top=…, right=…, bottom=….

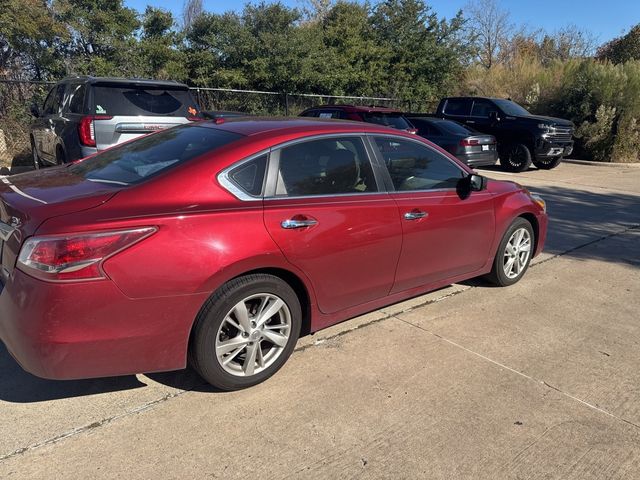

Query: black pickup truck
left=435, top=97, right=574, bottom=171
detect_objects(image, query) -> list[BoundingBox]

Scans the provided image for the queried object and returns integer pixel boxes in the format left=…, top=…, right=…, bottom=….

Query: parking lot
left=1, top=160, right=639, bottom=479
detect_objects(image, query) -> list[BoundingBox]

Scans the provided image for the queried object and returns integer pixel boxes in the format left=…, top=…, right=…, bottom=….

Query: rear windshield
left=362, top=113, right=411, bottom=130
left=68, top=125, right=243, bottom=185
left=438, top=121, right=475, bottom=135
left=92, top=85, right=198, bottom=116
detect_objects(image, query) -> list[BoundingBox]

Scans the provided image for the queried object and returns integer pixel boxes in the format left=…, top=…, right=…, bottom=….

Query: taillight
left=17, top=227, right=156, bottom=282
left=460, top=138, right=481, bottom=147
left=407, top=128, right=418, bottom=134
left=78, top=115, right=113, bottom=147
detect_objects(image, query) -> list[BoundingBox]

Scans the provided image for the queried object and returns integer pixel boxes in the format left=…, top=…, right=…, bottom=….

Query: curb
left=563, top=158, right=640, bottom=168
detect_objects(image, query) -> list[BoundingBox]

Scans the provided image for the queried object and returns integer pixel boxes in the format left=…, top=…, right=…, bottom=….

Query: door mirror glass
left=30, top=104, right=40, bottom=117
left=469, top=174, right=487, bottom=191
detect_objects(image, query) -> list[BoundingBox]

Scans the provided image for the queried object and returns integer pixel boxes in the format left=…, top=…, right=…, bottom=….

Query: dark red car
left=299, top=104, right=418, bottom=134
left=0, top=118, right=547, bottom=390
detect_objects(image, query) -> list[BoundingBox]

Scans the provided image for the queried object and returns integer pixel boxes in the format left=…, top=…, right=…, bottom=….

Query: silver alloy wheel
left=503, top=227, right=532, bottom=279
left=215, top=293, right=292, bottom=377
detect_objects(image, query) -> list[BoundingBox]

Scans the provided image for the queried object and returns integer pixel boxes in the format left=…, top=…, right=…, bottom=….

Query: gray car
left=30, top=77, right=201, bottom=168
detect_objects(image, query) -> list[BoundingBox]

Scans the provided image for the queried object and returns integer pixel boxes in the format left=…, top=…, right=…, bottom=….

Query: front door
left=263, top=135, right=402, bottom=314
left=371, top=135, right=495, bottom=294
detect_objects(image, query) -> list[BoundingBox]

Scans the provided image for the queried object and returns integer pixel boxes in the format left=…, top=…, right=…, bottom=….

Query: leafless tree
left=183, top=0, right=204, bottom=29
left=464, top=0, right=513, bottom=69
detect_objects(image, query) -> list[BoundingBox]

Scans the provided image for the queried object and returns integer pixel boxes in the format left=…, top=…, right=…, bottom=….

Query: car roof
left=194, top=116, right=412, bottom=137
left=59, top=76, right=189, bottom=89
left=304, top=104, right=403, bottom=114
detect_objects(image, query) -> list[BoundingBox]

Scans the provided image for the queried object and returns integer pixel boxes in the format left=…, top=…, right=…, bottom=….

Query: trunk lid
left=0, top=167, right=121, bottom=277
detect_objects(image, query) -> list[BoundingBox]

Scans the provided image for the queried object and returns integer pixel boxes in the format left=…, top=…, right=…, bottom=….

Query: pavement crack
left=0, top=387, right=199, bottom=463
left=394, top=315, right=640, bottom=432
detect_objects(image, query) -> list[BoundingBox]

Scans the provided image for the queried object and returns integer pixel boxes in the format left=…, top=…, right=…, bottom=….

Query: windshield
left=362, top=113, right=411, bottom=130
left=493, top=99, right=531, bottom=116
left=69, top=125, right=243, bottom=185
left=92, top=85, right=199, bottom=117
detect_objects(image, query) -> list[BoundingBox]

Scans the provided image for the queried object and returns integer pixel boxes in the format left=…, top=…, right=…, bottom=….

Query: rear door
left=370, top=135, right=495, bottom=293
left=263, top=134, right=402, bottom=314
left=89, top=83, right=199, bottom=149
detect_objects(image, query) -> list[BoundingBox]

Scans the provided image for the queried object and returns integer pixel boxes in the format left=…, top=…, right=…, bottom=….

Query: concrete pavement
left=1, top=161, right=639, bottom=479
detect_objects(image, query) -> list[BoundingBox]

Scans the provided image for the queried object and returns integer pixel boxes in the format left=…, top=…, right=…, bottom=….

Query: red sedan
left=0, top=118, right=547, bottom=390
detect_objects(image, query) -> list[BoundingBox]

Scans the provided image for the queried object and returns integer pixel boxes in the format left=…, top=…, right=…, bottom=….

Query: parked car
left=0, top=118, right=547, bottom=391
left=299, top=104, right=417, bottom=133
left=435, top=97, right=574, bottom=171
left=29, top=76, right=201, bottom=168
left=201, top=110, right=252, bottom=120
left=407, top=115, right=498, bottom=167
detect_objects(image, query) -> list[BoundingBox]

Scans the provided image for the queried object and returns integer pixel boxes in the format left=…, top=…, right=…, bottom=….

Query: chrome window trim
left=217, top=149, right=270, bottom=202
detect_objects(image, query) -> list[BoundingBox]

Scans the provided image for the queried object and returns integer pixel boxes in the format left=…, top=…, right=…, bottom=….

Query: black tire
left=190, top=274, right=302, bottom=391
left=532, top=155, right=562, bottom=170
left=485, top=218, right=535, bottom=287
left=500, top=143, right=532, bottom=172
left=30, top=138, right=41, bottom=170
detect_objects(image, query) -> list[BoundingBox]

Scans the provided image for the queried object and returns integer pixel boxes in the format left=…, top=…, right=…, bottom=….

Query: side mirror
left=469, top=174, right=488, bottom=191
left=30, top=104, right=40, bottom=118
left=488, top=111, right=499, bottom=122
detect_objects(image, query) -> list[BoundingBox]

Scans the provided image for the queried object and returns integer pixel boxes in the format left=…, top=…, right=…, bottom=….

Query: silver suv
left=29, top=77, right=201, bottom=168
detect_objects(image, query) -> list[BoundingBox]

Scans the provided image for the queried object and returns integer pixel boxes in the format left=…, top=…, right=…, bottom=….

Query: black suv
left=435, top=97, right=574, bottom=171
left=30, top=77, right=201, bottom=168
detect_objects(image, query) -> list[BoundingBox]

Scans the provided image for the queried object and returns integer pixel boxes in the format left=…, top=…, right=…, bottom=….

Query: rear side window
left=68, top=84, right=86, bottom=114
left=443, top=99, right=472, bottom=116
left=43, top=84, right=66, bottom=115
left=229, top=155, right=267, bottom=196
left=92, top=85, right=198, bottom=116
left=374, top=137, right=465, bottom=191
left=275, top=137, right=377, bottom=196
left=362, top=113, right=411, bottom=130
left=69, top=125, right=242, bottom=185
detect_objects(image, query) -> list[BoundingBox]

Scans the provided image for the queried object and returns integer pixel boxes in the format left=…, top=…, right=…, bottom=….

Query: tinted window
left=443, top=98, right=472, bottom=116
left=42, top=87, right=56, bottom=114
left=493, top=99, right=530, bottom=116
left=43, top=85, right=65, bottom=115
left=92, top=85, right=198, bottom=116
left=317, top=110, right=344, bottom=119
left=409, top=118, right=443, bottom=136
left=299, top=110, right=318, bottom=117
left=374, top=137, right=465, bottom=191
left=68, top=84, right=86, bottom=114
left=275, top=137, right=376, bottom=196
left=471, top=99, right=494, bottom=118
left=362, top=113, right=411, bottom=130
left=438, top=121, right=475, bottom=135
left=69, top=125, right=242, bottom=185
left=229, top=155, right=267, bottom=196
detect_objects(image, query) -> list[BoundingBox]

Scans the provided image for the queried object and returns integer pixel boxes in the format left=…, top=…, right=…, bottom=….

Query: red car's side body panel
left=0, top=119, right=548, bottom=380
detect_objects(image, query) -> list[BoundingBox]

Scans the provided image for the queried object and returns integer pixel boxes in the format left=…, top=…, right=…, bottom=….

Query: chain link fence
left=0, top=78, right=436, bottom=169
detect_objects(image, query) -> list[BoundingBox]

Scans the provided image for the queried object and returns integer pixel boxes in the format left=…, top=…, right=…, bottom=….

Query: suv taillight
left=78, top=115, right=112, bottom=147
left=17, top=227, right=156, bottom=282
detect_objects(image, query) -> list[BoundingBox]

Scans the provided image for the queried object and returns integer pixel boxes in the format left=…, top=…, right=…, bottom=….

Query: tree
left=139, top=7, right=186, bottom=80
left=597, top=24, right=640, bottom=64
left=0, top=0, right=68, bottom=79
left=182, top=0, right=203, bottom=29
left=464, top=0, right=512, bottom=69
left=53, top=0, right=140, bottom=76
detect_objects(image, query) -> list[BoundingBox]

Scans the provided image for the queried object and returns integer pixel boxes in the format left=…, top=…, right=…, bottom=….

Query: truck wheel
left=533, top=155, right=562, bottom=170
left=500, top=143, right=532, bottom=172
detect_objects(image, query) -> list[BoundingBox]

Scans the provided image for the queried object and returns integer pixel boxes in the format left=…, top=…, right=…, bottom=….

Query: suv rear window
left=69, top=125, right=242, bottom=185
left=92, top=85, right=198, bottom=116
left=362, top=113, right=411, bottom=130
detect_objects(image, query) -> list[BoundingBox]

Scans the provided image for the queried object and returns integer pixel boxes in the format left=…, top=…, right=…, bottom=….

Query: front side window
left=275, top=137, right=377, bottom=196
left=69, top=125, right=243, bottom=185
left=374, top=137, right=465, bottom=191
left=471, top=100, right=494, bottom=118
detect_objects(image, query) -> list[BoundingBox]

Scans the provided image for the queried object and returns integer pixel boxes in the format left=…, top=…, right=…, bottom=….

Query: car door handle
left=466, top=120, right=476, bottom=124
left=281, top=218, right=318, bottom=229
left=403, top=210, right=428, bottom=221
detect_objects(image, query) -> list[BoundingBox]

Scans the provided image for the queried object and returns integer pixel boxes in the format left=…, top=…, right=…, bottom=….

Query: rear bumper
left=0, top=269, right=205, bottom=380
left=457, top=151, right=498, bottom=167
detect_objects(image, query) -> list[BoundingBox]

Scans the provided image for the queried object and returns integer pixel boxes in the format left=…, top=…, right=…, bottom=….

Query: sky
left=124, top=0, right=640, bottom=45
